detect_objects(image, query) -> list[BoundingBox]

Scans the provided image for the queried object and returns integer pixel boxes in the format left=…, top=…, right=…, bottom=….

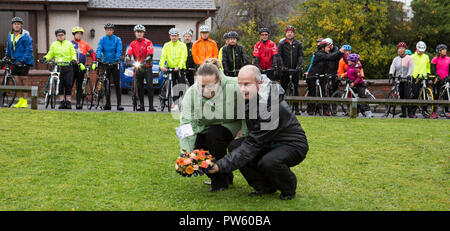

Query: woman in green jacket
left=179, top=61, right=246, bottom=192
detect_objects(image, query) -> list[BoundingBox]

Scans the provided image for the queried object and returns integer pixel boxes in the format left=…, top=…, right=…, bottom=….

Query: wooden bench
left=0, top=85, right=38, bottom=110
left=285, top=96, right=450, bottom=118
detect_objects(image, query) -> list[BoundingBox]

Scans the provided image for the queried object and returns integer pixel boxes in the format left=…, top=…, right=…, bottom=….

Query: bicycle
left=384, top=75, right=409, bottom=117
left=437, top=76, right=449, bottom=116
left=306, top=73, right=329, bottom=116
left=283, top=69, right=300, bottom=112
left=91, top=62, right=113, bottom=110
left=0, top=57, right=16, bottom=107
left=40, top=60, right=71, bottom=109
left=331, top=78, right=380, bottom=117
left=414, top=74, right=435, bottom=117
left=159, top=68, right=174, bottom=112
left=81, top=65, right=93, bottom=110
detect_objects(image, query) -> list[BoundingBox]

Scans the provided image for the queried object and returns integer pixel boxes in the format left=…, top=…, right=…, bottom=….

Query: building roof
left=87, top=0, right=217, bottom=10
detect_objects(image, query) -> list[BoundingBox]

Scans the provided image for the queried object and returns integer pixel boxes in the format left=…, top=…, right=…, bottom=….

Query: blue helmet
left=342, top=44, right=352, bottom=51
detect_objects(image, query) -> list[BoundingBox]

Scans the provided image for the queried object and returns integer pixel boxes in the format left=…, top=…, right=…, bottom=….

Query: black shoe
left=148, top=107, right=157, bottom=112
left=137, top=107, right=145, bottom=111
left=400, top=114, right=407, bottom=118
left=295, top=110, right=301, bottom=115
left=76, top=102, right=82, bottom=110
left=280, top=193, right=295, bottom=200
left=103, top=105, right=112, bottom=110
left=66, top=101, right=72, bottom=109
left=117, top=105, right=124, bottom=111
left=58, top=101, right=66, bottom=109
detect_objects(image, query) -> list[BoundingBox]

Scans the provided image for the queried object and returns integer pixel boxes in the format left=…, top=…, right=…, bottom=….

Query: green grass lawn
left=0, top=109, right=448, bottom=211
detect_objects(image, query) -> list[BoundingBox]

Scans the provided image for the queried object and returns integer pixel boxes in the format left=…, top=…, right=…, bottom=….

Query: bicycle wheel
left=168, top=79, right=172, bottom=113
left=368, top=90, right=384, bottom=113
left=287, top=82, right=295, bottom=112
left=384, top=89, right=398, bottom=117
left=2, top=75, right=16, bottom=107
left=82, top=78, right=92, bottom=109
left=418, top=88, right=434, bottom=116
left=132, top=77, right=138, bottom=111
left=50, top=81, right=57, bottom=109
left=331, top=90, right=347, bottom=116
left=299, top=89, right=308, bottom=113
left=93, top=78, right=101, bottom=109
left=159, top=79, right=168, bottom=112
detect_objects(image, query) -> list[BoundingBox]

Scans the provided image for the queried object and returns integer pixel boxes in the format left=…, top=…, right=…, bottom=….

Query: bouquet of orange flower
left=175, top=149, right=215, bottom=177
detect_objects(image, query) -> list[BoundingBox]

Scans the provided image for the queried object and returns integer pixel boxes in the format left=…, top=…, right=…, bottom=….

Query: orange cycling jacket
left=337, top=57, right=365, bottom=78
left=192, top=38, right=218, bottom=65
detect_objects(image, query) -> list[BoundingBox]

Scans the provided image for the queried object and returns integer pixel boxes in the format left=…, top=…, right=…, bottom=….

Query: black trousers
left=172, top=70, right=186, bottom=103
left=184, top=68, right=195, bottom=86
left=105, top=64, right=122, bottom=107
left=229, top=138, right=306, bottom=195
left=354, top=85, right=370, bottom=113
left=399, top=81, right=413, bottom=115
left=58, top=66, right=74, bottom=96
left=194, top=125, right=234, bottom=189
left=73, top=67, right=85, bottom=104
left=433, top=79, right=448, bottom=113
left=280, top=71, right=300, bottom=111
left=135, top=67, right=153, bottom=108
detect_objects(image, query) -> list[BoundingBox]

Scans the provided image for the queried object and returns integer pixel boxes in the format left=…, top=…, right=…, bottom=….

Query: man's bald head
left=238, top=65, right=263, bottom=100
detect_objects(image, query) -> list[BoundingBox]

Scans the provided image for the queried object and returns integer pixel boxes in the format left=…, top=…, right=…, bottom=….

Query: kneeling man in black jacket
left=208, top=65, right=308, bottom=200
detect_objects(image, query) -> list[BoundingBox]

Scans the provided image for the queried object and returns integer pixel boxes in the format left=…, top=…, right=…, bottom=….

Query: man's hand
left=174, top=67, right=180, bottom=72
left=339, top=47, right=345, bottom=53
left=208, top=164, right=219, bottom=174
left=350, top=83, right=355, bottom=87
left=160, top=67, right=167, bottom=72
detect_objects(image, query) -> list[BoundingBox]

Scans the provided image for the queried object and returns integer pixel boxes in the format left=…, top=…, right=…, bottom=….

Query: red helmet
left=396, top=42, right=407, bottom=49
left=285, top=25, right=295, bottom=33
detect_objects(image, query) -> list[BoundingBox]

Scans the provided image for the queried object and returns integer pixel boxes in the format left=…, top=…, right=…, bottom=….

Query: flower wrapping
left=175, top=149, right=215, bottom=177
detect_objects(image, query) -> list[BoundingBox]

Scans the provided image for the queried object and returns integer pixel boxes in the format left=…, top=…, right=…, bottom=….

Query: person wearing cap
left=337, top=44, right=365, bottom=79
left=389, top=42, right=415, bottom=118
left=159, top=27, right=188, bottom=111
left=96, top=23, right=124, bottom=111
left=71, top=26, right=97, bottom=110
left=277, top=25, right=303, bottom=115
left=191, top=25, right=218, bottom=66
left=183, top=29, right=195, bottom=85
left=4, top=17, right=33, bottom=76
left=253, top=28, right=279, bottom=81
left=39, top=29, right=77, bottom=109
left=410, top=41, right=433, bottom=118
left=125, top=24, right=155, bottom=112
left=222, top=31, right=248, bottom=77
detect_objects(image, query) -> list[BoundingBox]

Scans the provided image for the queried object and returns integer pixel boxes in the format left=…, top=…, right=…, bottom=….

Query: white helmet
left=169, top=27, right=179, bottom=35
left=416, top=41, right=427, bottom=52
left=183, top=29, right=193, bottom=36
left=323, top=38, right=333, bottom=45
left=134, top=24, right=146, bottom=32
left=199, top=25, right=210, bottom=33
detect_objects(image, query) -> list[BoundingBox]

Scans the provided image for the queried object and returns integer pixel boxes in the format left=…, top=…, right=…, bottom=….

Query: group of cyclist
left=2, top=16, right=449, bottom=118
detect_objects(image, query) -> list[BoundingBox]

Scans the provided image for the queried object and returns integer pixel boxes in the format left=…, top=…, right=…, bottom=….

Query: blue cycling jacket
left=5, top=29, right=34, bottom=66
left=96, top=34, right=122, bottom=63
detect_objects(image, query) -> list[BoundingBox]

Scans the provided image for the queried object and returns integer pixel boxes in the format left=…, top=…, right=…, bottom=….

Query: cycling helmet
left=323, top=38, right=333, bottom=45
left=347, top=53, right=360, bottom=62
left=134, top=24, right=146, bottom=32
left=168, top=27, right=179, bottom=35
left=199, top=25, right=210, bottom=33
left=396, top=42, right=407, bottom=49
left=416, top=41, right=427, bottom=52
left=317, top=41, right=329, bottom=49
left=55, top=28, right=66, bottom=36
left=436, top=44, right=448, bottom=52
left=259, top=28, right=270, bottom=34
left=183, top=29, right=193, bottom=36
left=223, top=32, right=229, bottom=40
left=285, top=25, right=295, bottom=33
left=104, top=23, right=115, bottom=29
left=342, top=44, right=352, bottom=51
left=406, top=49, right=412, bottom=55
left=72, top=26, right=85, bottom=35
left=228, top=31, right=238, bottom=39
left=11, top=17, right=23, bottom=24
left=316, top=38, right=323, bottom=42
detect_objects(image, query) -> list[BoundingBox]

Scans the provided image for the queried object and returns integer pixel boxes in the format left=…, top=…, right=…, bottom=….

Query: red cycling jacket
left=253, top=40, right=278, bottom=70
left=126, top=38, right=154, bottom=66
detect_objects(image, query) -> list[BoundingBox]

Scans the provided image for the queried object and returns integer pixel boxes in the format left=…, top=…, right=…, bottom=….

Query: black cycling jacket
left=278, top=39, right=304, bottom=69
left=222, top=44, right=249, bottom=73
